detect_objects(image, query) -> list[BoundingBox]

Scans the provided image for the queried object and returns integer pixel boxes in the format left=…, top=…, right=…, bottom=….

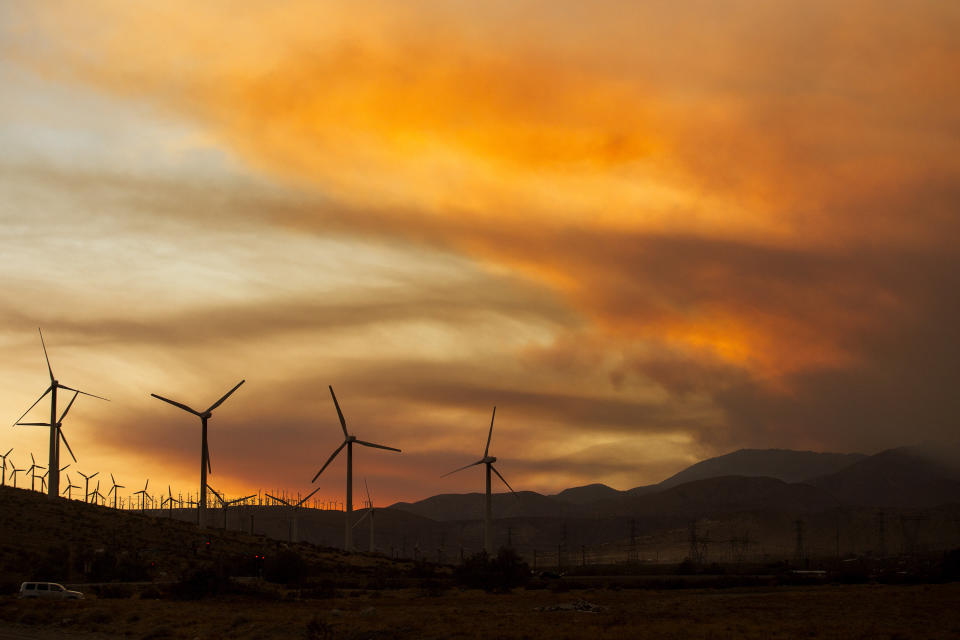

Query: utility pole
left=876, top=512, right=886, bottom=558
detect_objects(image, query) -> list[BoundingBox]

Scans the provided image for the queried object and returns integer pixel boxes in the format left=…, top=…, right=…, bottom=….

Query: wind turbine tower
left=108, top=474, right=125, bottom=509
left=312, top=386, right=401, bottom=551
left=151, top=380, right=245, bottom=527
left=13, top=329, right=108, bottom=498
left=352, top=478, right=377, bottom=552
left=0, top=448, right=11, bottom=487
left=442, top=407, right=518, bottom=555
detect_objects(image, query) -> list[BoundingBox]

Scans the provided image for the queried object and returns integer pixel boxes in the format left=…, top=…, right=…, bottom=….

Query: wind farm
left=4, top=0, right=960, bottom=636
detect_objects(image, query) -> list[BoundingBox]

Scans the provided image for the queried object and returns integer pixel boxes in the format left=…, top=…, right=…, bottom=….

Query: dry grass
left=1, top=583, right=959, bottom=639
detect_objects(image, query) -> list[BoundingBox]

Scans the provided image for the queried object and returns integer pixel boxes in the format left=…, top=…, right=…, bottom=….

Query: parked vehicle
left=19, top=582, right=83, bottom=600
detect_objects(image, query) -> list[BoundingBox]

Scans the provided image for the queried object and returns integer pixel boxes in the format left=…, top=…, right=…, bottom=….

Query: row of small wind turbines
left=11, top=329, right=517, bottom=553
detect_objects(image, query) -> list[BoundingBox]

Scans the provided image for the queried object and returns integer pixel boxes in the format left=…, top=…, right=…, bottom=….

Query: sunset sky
left=1, top=1, right=958, bottom=505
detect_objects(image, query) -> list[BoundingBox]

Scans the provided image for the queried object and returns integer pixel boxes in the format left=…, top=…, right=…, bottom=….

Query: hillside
left=810, top=444, right=960, bottom=508
left=656, top=449, right=866, bottom=489
left=0, top=485, right=409, bottom=591
left=618, top=475, right=840, bottom=519
left=553, top=483, right=622, bottom=505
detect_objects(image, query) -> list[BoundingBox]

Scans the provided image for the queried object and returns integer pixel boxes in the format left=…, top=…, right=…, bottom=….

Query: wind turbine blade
left=364, top=477, right=372, bottom=506
left=90, top=471, right=98, bottom=480
left=3, top=448, right=11, bottom=457
left=264, top=493, right=293, bottom=507
left=491, top=465, right=517, bottom=495
left=441, top=460, right=483, bottom=477
left=205, top=380, right=245, bottom=414
left=59, top=430, right=78, bottom=463
left=355, top=440, right=401, bottom=453
left=111, top=473, right=116, bottom=485
left=58, top=391, right=80, bottom=423
left=13, top=387, right=52, bottom=426
left=38, top=328, right=54, bottom=382
left=484, top=406, right=496, bottom=457
left=151, top=394, right=201, bottom=416
left=312, top=440, right=347, bottom=482
left=296, top=484, right=323, bottom=507
left=353, top=509, right=371, bottom=528
left=16, top=423, right=51, bottom=427
left=143, top=478, right=148, bottom=491
left=58, top=385, right=109, bottom=402
left=329, top=386, right=349, bottom=437
left=235, top=493, right=256, bottom=504
left=31, top=453, right=36, bottom=465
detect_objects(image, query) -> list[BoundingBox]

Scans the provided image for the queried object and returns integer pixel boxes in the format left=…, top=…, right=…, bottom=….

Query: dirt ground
left=1, top=583, right=958, bottom=639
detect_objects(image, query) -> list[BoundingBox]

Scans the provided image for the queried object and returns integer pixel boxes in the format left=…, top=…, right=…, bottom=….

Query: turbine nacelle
left=483, top=456, right=497, bottom=464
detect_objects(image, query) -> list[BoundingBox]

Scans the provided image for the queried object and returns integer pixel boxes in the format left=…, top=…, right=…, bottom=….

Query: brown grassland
left=2, top=582, right=960, bottom=639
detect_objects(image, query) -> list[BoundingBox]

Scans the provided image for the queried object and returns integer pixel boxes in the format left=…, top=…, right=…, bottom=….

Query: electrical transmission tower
left=793, top=519, right=806, bottom=566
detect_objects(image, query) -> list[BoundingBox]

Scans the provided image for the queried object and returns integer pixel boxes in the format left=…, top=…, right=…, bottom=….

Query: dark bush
left=454, top=548, right=530, bottom=593
left=942, top=548, right=960, bottom=581
left=264, top=549, right=307, bottom=586
left=170, top=565, right=226, bottom=600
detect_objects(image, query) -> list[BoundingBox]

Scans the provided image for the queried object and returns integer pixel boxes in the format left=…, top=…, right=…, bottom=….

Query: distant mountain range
left=390, top=444, right=960, bottom=523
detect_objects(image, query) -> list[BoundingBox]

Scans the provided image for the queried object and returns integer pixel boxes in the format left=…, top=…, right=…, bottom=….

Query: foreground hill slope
left=0, top=485, right=406, bottom=590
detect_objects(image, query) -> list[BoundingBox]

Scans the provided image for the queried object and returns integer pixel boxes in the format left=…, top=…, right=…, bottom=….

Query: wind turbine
left=91, top=480, right=105, bottom=505
left=311, top=386, right=401, bottom=551
left=8, top=460, right=24, bottom=488
left=442, top=407, right=518, bottom=555
left=133, top=479, right=152, bottom=510
left=208, top=486, right=257, bottom=530
left=62, top=473, right=80, bottom=499
left=266, top=485, right=322, bottom=543
left=40, top=464, right=69, bottom=494
left=151, top=380, right=245, bottom=527
left=13, top=329, right=108, bottom=498
left=27, top=454, right=45, bottom=492
left=108, top=474, right=124, bottom=509
left=0, top=448, right=11, bottom=487
left=352, top=478, right=377, bottom=552
left=78, top=471, right=98, bottom=503
left=161, top=485, right=174, bottom=518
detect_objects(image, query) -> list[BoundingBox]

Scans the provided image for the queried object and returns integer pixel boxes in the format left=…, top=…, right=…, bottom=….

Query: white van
left=19, top=582, right=83, bottom=600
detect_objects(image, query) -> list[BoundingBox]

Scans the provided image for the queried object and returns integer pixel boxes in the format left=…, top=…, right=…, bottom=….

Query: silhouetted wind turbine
left=311, top=386, right=401, bottom=551
left=78, top=470, right=98, bottom=503
left=91, top=480, right=105, bottom=505
left=442, top=407, right=517, bottom=554
left=108, top=474, right=124, bottom=509
left=352, top=478, right=377, bottom=552
left=0, top=448, right=11, bottom=487
left=266, top=485, right=322, bottom=543
left=27, top=454, right=44, bottom=492
left=208, top=485, right=256, bottom=530
left=13, top=329, right=108, bottom=498
left=134, top=479, right=150, bottom=510
left=40, top=464, right=69, bottom=494
left=62, top=473, right=80, bottom=499
left=151, top=380, right=245, bottom=527
left=8, top=460, right=23, bottom=488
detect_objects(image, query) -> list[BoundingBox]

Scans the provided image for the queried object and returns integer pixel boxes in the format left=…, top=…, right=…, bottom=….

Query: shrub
left=264, top=549, right=307, bottom=586
left=454, top=548, right=530, bottom=593
left=170, top=566, right=226, bottom=600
